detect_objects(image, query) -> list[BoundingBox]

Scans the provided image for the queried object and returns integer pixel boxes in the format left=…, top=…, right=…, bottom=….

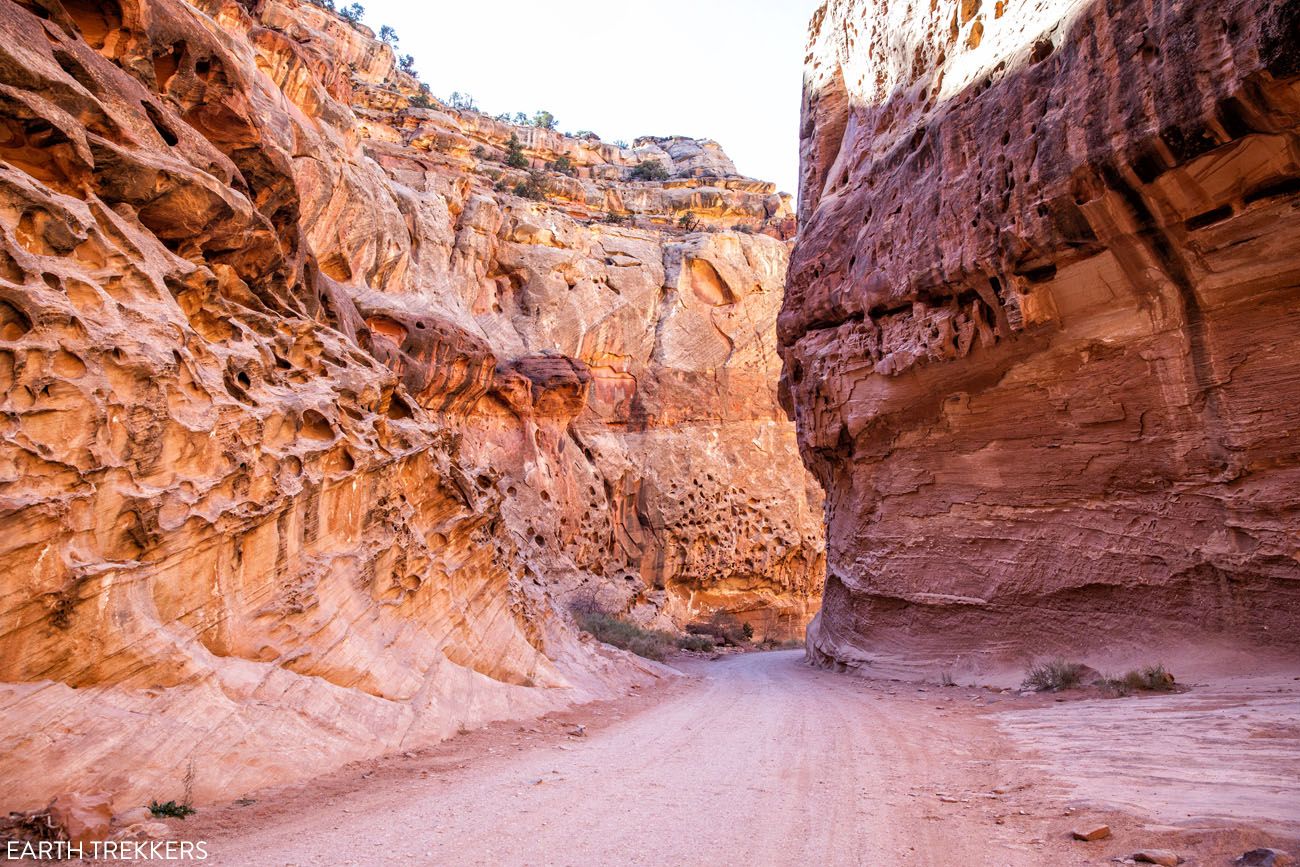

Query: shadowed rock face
left=783, top=0, right=1300, bottom=667
left=0, top=0, right=822, bottom=808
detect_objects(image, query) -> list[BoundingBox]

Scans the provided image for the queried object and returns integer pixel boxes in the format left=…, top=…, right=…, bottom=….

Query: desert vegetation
left=1022, top=658, right=1090, bottom=692
left=1022, top=659, right=1179, bottom=697
left=447, top=92, right=479, bottom=111
left=148, top=800, right=196, bottom=819
left=513, top=170, right=550, bottom=201
left=630, top=161, right=670, bottom=182
left=547, top=156, right=576, bottom=176
left=1099, top=664, right=1177, bottom=697
left=505, top=134, right=528, bottom=169
left=573, top=610, right=710, bottom=661
left=566, top=598, right=799, bottom=661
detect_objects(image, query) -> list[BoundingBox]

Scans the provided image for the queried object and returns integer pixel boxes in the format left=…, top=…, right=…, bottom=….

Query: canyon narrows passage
left=3, top=0, right=1299, bottom=855
left=0, top=0, right=823, bottom=809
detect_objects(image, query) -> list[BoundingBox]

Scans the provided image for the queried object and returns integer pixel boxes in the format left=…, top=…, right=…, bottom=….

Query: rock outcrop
left=0, top=0, right=822, bottom=810
left=783, top=0, right=1300, bottom=666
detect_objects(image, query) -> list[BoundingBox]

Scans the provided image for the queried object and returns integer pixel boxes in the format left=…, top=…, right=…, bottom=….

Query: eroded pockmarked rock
left=0, top=0, right=822, bottom=809
left=782, top=0, right=1300, bottom=666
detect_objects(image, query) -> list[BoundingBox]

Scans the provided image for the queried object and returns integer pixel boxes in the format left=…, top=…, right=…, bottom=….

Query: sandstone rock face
left=0, top=0, right=822, bottom=809
left=783, top=0, right=1300, bottom=666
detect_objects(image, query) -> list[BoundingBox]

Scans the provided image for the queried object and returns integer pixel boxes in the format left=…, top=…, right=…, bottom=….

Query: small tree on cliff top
left=339, top=3, right=364, bottom=24
left=448, top=92, right=478, bottom=111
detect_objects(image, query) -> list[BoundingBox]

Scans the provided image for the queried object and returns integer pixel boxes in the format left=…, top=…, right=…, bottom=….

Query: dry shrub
left=1101, top=664, right=1176, bottom=697
left=1022, top=658, right=1089, bottom=692
left=570, top=595, right=678, bottom=661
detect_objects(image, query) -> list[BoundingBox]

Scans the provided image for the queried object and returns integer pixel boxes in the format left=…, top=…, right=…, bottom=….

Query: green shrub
left=338, top=2, right=363, bottom=24
left=532, top=110, right=558, bottom=130
left=1022, top=658, right=1088, bottom=692
left=513, top=170, right=549, bottom=201
left=505, top=133, right=528, bottom=169
left=149, top=801, right=196, bottom=819
left=548, top=155, right=575, bottom=176
left=678, top=211, right=700, bottom=232
left=630, top=161, right=669, bottom=182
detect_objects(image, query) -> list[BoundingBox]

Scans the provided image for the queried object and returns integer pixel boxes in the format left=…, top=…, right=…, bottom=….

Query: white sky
left=353, top=0, right=824, bottom=196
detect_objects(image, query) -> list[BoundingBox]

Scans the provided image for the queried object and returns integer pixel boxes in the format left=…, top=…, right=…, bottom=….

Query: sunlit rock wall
left=0, top=0, right=822, bottom=810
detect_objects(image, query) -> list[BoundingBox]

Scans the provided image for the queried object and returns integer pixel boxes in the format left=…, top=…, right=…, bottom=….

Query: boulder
left=1236, top=849, right=1296, bottom=867
left=47, top=793, right=113, bottom=846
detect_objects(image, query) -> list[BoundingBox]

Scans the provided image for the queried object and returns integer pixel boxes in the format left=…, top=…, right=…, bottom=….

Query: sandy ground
left=996, top=672, right=1300, bottom=833
left=156, top=650, right=1298, bottom=867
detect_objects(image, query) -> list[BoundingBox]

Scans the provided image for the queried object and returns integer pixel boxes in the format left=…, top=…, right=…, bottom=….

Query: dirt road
left=185, top=650, right=1297, bottom=866
left=187, top=652, right=1047, bottom=865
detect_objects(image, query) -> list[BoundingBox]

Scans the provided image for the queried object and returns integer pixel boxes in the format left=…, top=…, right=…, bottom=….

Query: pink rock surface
left=782, top=0, right=1300, bottom=666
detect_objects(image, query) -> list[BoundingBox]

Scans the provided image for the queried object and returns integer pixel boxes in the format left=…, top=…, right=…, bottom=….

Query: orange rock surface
left=782, top=0, right=1300, bottom=667
left=0, top=0, right=822, bottom=809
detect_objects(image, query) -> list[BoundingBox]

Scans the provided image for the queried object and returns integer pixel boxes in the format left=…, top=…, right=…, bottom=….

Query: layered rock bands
left=784, top=0, right=1300, bottom=666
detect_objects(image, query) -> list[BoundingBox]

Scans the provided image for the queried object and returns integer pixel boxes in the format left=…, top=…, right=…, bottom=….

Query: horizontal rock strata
left=783, top=0, right=1300, bottom=666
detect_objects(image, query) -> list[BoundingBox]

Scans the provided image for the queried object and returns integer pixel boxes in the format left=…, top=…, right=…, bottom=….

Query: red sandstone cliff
left=783, top=0, right=1300, bottom=667
left=0, top=0, right=822, bottom=809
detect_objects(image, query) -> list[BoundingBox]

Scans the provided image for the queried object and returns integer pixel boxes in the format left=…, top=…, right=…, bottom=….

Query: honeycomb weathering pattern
left=783, top=0, right=1300, bottom=666
left=0, top=0, right=823, bottom=807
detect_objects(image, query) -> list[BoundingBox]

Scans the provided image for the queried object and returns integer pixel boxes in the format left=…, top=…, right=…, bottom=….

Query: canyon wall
left=784, top=0, right=1300, bottom=667
left=0, top=0, right=822, bottom=809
